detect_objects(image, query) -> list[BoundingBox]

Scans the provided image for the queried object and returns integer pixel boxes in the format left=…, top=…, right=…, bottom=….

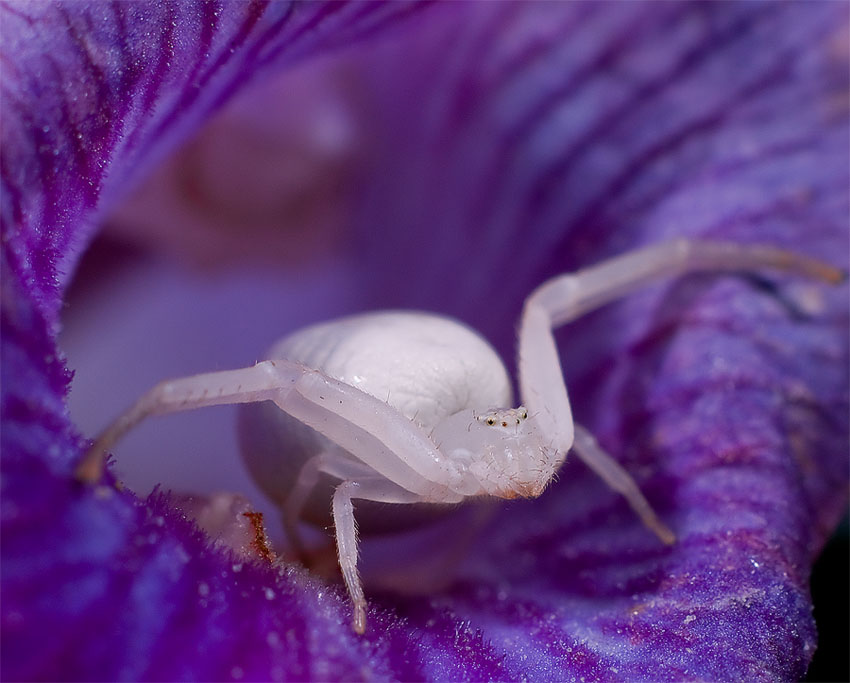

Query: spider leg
left=527, top=239, right=843, bottom=334
left=269, top=370, right=466, bottom=500
left=517, top=239, right=841, bottom=540
left=78, top=359, right=465, bottom=505
left=332, top=478, right=429, bottom=634
left=518, top=240, right=843, bottom=446
left=572, top=424, right=675, bottom=545
left=283, top=452, right=375, bottom=558
left=75, top=360, right=306, bottom=483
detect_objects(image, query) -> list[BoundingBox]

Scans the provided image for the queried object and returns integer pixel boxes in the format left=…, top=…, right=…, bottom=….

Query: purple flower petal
left=2, top=2, right=848, bottom=681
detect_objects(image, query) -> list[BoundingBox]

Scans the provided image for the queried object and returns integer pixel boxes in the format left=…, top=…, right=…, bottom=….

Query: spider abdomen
left=268, top=311, right=511, bottom=428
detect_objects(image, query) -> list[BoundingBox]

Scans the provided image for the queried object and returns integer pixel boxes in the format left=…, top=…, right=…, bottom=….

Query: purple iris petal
left=2, top=2, right=847, bottom=681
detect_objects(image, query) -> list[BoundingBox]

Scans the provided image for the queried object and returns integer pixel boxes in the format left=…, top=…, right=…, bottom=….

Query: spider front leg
left=76, top=357, right=463, bottom=494
left=75, top=360, right=306, bottom=483
left=517, top=238, right=843, bottom=543
left=526, top=239, right=844, bottom=334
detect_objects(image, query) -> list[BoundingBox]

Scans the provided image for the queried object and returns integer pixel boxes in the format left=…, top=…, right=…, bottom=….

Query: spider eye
left=486, top=417, right=495, bottom=426
left=520, top=408, right=528, bottom=420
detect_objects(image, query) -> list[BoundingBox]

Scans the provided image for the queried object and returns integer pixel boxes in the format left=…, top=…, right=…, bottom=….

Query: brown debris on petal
left=173, top=493, right=277, bottom=564
left=241, top=511, right=276, bottom=565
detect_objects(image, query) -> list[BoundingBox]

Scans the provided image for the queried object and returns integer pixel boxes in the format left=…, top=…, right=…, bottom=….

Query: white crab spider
left=75, top=239, right=844, bottom=634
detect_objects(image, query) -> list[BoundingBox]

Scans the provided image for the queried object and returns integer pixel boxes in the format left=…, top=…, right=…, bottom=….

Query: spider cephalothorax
left=431, top=407, right=557, bottom=499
